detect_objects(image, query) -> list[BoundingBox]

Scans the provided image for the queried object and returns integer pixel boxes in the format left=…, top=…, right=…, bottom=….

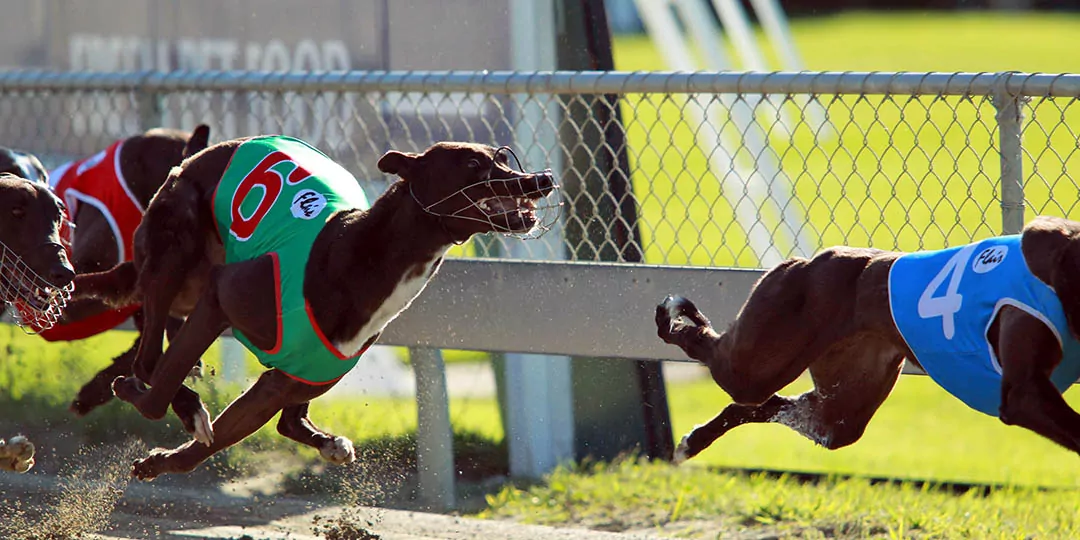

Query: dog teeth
left=478, top=200, right=493, bottom=212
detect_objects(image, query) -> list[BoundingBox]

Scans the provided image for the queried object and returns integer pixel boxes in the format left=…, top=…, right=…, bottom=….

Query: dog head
left=378, top=142, right=561, bottom=240
left=0, top=148, right=49, bottom=185
left=0, top=173, right=74, bottom=331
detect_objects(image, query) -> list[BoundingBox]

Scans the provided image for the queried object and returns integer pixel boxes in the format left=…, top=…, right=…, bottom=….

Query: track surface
left=1, top=470, right=675, bottom=540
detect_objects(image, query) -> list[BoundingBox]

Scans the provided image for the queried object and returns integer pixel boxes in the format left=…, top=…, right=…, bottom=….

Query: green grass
left=612, top=11, right=1080, bottom=267
left=669, top=375, right=1080, bottom=489
left=0, top=325, right=500, bottom=453
left=479, top=458, right=1080, bottom=538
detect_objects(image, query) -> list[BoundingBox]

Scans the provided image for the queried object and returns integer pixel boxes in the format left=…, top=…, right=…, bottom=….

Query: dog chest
left=333, top=256, right=442, bottom=357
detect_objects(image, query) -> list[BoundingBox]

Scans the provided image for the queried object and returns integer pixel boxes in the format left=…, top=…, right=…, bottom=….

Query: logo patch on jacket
left=291, top=189, right=327, bottom=219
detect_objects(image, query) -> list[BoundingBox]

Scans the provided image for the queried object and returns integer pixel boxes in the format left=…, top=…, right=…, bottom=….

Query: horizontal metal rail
left=2, top=259, right=928, bottom=375
left=1, top=69, right=1080, bottom=96
left=378, top=259, right=930, bottom=376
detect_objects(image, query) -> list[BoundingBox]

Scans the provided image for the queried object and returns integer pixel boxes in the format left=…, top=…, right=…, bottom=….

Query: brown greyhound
left=0, top=128, right=203, bottom=417
left=0, top=173, right=76, bottom=472
left=74, top=135, right=559, bottom=479
left=657, top=216, right=1080, bottom=463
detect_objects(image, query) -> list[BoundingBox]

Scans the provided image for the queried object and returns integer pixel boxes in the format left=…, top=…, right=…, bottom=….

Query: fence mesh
left=2, top=71, right=1080, bottom=269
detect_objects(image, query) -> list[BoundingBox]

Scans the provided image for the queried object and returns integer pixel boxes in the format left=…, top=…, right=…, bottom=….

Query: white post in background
left=745, top=0, right=830, bottom=133
left=218, top=335, right=246, bottom=386
left=412, top=347, right=455, bottom=511
left=634, top=0, right=817, bottom=264
left=505, top=0, right=575, bottom=479
left=634, top=0, right=785, bottom=265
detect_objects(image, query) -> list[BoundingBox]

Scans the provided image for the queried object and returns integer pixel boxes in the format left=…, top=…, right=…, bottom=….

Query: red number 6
left=229, top=152, right=291, bottom=241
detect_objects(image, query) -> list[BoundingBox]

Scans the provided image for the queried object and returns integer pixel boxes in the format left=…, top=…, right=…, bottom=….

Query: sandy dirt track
left=1, top=467, right=677, bottom=540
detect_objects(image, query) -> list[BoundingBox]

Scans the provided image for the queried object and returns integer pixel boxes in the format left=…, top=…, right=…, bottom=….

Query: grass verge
left=479, top=457, right=1080, bottom=539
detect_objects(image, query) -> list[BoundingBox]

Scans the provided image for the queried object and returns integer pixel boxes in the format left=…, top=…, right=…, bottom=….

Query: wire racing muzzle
left=411, top=146, right=563, bottom=240
left=3, top=240, right=73, bottom=334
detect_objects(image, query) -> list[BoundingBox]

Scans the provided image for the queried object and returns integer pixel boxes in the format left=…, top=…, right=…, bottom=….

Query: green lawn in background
left=612, top=12, right=1080, bottom=267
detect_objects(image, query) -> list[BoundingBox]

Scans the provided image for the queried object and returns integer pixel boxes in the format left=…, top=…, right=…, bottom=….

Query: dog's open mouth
left=8, top=281, right=71, bottom=333
left=476, top=196, right=540, bottom=226
left=15, top=282, right=64, bottom=311
left=0, top=249, right=73, bottom=333
left=409, top=146, right=563, bottom=239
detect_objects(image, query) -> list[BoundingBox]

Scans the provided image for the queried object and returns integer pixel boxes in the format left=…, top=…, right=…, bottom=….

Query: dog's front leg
left=996, top=308, right=1080, bottom=454
left=114, top=271, right=228, bottom=446
left=278, top=400, right=355, bottom=465
left=131, top=369, right=297, bottom=480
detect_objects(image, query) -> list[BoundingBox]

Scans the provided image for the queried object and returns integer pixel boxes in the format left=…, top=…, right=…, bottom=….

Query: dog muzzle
left=412, top=146, right=564, bottom=240
left=1, top=242, right=73, bottom=334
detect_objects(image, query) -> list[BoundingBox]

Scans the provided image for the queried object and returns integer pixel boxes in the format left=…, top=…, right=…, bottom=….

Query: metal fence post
left=411, top=346, right=455, bottom=511
left=993, top=72, right=1029, bottom=235
left=135, top=74, right=163, bottom=132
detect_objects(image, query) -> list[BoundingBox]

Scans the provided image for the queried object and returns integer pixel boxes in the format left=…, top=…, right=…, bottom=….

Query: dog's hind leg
left=69, top=309, right=149, bottom=417
left=996, top=308, right=1080, bottom=454
left=674, top=338, right=904, bottom=463
left=277, top=402, right=356, bottom=465
left=70, top=337, right=139, bottom=417
left=130, top=370, right=321, bottom=480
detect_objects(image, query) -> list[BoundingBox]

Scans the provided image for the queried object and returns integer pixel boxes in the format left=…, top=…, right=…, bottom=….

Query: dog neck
left=304, top=181, right=457, bottom=354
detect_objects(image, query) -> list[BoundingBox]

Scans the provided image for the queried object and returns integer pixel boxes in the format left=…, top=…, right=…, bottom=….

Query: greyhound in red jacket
left=0, top=173, right=76, bottom=472
left=0, top=128, right=203, bottom=418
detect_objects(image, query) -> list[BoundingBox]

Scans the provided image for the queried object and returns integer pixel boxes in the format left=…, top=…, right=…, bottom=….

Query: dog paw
left=70, top=383, right=115, bottom=418
left=672, top=433, right=692, bottom=465
left=191, top=406, right=214, bottom=447
left=0, top=436, right=37, bottom=473
left=131, top=456, right=159, bottom=481
left=320, top=436, right=356, bottom=465
left=131, top=448, right=177, bottom=481
left=112, top=376, right=148, bottom=403
left=656, top=295, right=711, bottom=343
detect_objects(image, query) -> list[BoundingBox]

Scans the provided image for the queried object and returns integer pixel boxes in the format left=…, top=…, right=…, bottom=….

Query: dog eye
left=10, top=207, right=24, bottom=219
left=468, top=158, right=485, bottom=170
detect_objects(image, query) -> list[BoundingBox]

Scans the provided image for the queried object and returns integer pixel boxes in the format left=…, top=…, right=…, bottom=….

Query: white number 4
left=917, top=244, right=978, bottom=340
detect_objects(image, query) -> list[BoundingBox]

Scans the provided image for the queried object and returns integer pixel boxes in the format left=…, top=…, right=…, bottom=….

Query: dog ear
left=377, top=150, right=418, bottom=176
left=25, top=153, right=48, bottom=185
left=1052, top=237, right=1080, bottom=339
left=183, top=124, right=212, bottom=159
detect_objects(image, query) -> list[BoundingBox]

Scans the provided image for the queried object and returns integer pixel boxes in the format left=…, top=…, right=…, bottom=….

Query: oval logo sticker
left=972, top=245, right=1008, bottom=274
left=290, top=189, right=327, bottom=220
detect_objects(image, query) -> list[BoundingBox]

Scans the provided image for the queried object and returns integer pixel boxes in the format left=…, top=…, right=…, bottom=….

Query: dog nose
left=531, top=169, right=556, bottom=195
left=48, top=263, right=75, bottom=288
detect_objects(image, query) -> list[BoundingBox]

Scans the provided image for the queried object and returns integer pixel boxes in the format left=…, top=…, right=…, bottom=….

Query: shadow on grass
left=701, top=462, right=1070, bottom=498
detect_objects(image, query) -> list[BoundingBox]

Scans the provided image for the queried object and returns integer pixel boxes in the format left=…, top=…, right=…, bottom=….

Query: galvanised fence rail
left=2, top=70, right=1078, bottom=270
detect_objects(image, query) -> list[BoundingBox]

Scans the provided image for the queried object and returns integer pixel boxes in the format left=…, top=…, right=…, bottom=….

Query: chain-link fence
left=2, top=70, right=1079, bottom=268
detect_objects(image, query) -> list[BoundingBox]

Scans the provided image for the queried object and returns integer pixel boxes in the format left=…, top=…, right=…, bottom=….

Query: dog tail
left=183, top=124, right=211, bottom=160
left=72, top=261, right=139, bottom=308
left=1053, top=238, right=1080, bottom=339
